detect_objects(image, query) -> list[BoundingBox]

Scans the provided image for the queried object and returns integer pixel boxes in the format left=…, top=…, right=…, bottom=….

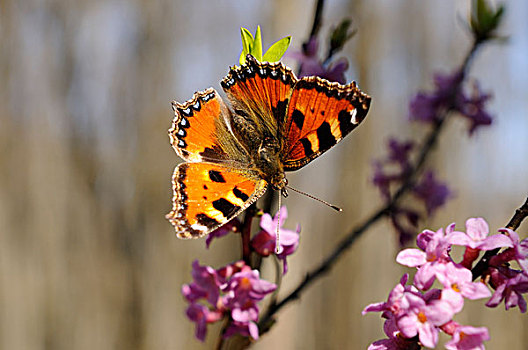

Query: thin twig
left=308, top=0, right=325, bottom=39
left=259, top=38, right=485, bottom=332
left=472, top=196, right=528, bottom=280
left=241, top=203, right=256, bottom=265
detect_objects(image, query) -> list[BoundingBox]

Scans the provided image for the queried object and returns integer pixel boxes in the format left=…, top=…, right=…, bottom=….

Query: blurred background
left=1, top=0, right=527, bottom=349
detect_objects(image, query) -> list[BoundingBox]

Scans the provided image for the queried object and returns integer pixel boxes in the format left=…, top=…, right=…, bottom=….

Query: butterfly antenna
left=276, top=193, right=281, bottom=254
left=285, top=185, right=343, bottom=212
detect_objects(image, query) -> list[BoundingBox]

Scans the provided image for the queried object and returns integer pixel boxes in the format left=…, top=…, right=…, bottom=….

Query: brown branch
left=472, top=196, right=528, bottom=280
left=259, top=38, right=485, bottom=333
left=505, top=196, right=528, bottom=230
left=241, top=203, right=256, bottom=265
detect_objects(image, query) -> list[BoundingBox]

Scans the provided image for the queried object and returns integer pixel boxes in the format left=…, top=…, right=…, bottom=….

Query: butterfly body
left=167, top=55, right=371, bottom=239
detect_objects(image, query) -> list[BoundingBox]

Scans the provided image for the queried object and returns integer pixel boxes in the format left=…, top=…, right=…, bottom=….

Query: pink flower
left=185, top=303, right=223, bottom=342
left=412, top=171, right=451, bottom=216
left=223, top=269, right=277, bottom=307
left=397, top=227, right=452, bottom=290
left=447, top=218, right=513, bottom=251
left=205, top=218, right=241, bottom=248
left=182, top=260, right=276, bottom=341
left=368, top=318, right=421, bottom=350
left=486, top=272, right=528, bottom=313
left=445, top=325, right=489, bottom=350
left=225, top=304, right=260, bottom=340
left=363, top=274, right=414, bottom=318
left=396, top=292, right=455, bottom=348
left=182, top=260, right=221, bottom=305
left=489, top=228, right=528, bottom=275
left=251, top=206, right=300, bottom=273
left=223, top=320, right=260, bottom=340
left=437, top=262, right=491, bottom=313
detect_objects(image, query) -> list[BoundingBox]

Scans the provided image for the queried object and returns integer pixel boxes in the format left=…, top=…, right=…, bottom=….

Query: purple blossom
left=224, top=303, right=260, bottom=339
left=363, top=274, right=412, bottom=318
left=396, top=291, right=455, bottom=348
left=387, top=138, right=414, bottom=167
left=205, top=218, right=241, bottom=248
left=489, top=228, right=528, bottom=274
left=182, top=260, right=276, bottom=341
left=182, top=260, right=221, bottom=305
left=409, top=71, right=493, bottom=134
left=372, top=161, right=395, bottom=200
left=390, top=207, right=421, bottom=247
left=437, top=262, right=491, bottom=313
left=223, top=319, right=260, bottom=340
left=372, top=139, right=414, bottom=200
left=486, top=271, right=528, bottom=313
left=223, top=269, right=277, bottom=307
left=459, top=83, right=493, bottom=135
left=368, top=318, right=421, bottom=350
left=409, top=71, right=464, bottom=123
left=185, top=303, right=223, bottom=342
left=412, top=171, right=451, bottom=216
left=397, top=226, right=452, bottom=290
left=372, top=139, right=450, bottom=244
left=444, top=325, right=490, bottom=350
left=289, top=37, right=349, bottom=84
left=447, top=218, right=513, bottom=251
left=251, top=206, right=300, bottom=274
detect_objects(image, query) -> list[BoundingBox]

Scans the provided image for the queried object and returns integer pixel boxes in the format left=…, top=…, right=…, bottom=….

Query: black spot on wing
left=212, top=198, right=240, bottom=218
left=317, top=121, right=337, bottom=150
left=209, top=170, right=226, bottom=183
left=291, top=109, right=304, bottom=130
left=196, top=213, right=220, bottom=228
left=338, top=109, right=354, bottom=136
left=233, top=187, right=249, bottom=202
left=272, top=99, right=288, bottom=124
left=300, top=138, right=314, bottom=157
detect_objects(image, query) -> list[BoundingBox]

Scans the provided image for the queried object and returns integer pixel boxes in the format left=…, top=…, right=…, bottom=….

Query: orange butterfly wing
left=221, top=55, right=296, bottom=139
left=166, top=163, right=266, bottom=238
left=169, top=88, right=249, bottom=166
left=282, top=77, right=371, bottom=171
left=168, top=88, right=267, bottom=238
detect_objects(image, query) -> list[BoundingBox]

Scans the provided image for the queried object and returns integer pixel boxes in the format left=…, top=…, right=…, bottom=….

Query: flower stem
left=241, top=203, right=257, bottom=266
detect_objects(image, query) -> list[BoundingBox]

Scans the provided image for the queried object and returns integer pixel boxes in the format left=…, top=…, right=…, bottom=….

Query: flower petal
left=396, top=249, right=427, bottom=267
left=465, top=217, right=489, bottom=241
left=418, top=322, right=438, bottom=349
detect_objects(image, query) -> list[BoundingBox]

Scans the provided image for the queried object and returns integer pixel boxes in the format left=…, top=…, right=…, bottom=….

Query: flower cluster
left=363, top=218, right=528, bottom=349
left=206, top=207, right=300, bottom=273
left=409, top=71, right=493, bottom=135
left=251, top=206, right=300, bottom=274
left=182, top=260, right=276, bottom=341
left=372, top=138, right=451, bottom=246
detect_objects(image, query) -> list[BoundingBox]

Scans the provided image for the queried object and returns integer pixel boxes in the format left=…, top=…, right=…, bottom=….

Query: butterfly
left=166, top=54, right=371, bottom=238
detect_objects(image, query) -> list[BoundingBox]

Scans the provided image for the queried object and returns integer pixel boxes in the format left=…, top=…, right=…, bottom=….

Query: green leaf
left=239, top=27, right=254, bottom=64
left=470, top=0, right=505, bottom=41
left=252, top=25, right=263, bottom=61
left=262, top=36, right=291, bottom=62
